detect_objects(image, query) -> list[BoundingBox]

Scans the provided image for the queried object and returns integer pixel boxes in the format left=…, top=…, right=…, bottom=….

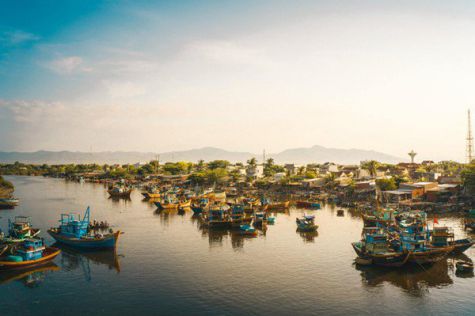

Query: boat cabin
left=58, top=207, right=91, bottom=238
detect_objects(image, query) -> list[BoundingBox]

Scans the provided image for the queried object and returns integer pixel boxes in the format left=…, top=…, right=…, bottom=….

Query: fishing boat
left=230, top=205, right=251, bottom=228
left=191, top=198, right=209, bottom=214
left=47, top=207, right=121, bottom=249
left=266, top=201, right=290, bottom=210
left=351, top=228, right=410, bottom=268
left=239, top=224, right=257, bottom=237
left=253, top=211, right=267, bottom=228
left=178, top=199, right=191, bottom=209
left=429, top=226, right=475, bottom=254
left=2, top=216, right=40, bottom=243
left=296, top=201, right=321, bottom=209
left=296, top=215, right=318, bottom=232
left=154, top=195, right=179, bottom=210
left=464, top=210, right=475, bottom=232
left=0, top=239, right=60, bottom=270
left=0, top=197, right=19, bottom=208
left=205, top=208, right=231, bottom=229
left=142, top=191, right=161, bottom=199
left=267, top=216, right=276, bottom=225
left=107, top=185, right=132, bottom=198
left=456, top=261, right=474, bottom=273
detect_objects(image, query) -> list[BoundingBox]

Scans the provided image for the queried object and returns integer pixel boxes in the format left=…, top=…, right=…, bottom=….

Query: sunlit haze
left=1, top=1, right=474, bottom=161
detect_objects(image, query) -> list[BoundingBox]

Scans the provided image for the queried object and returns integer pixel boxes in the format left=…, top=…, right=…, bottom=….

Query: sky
left=0, top=0, right=474, bottom=162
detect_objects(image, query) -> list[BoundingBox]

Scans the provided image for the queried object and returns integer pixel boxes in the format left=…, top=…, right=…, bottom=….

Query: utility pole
left=467, top=109, right=473, bottom=163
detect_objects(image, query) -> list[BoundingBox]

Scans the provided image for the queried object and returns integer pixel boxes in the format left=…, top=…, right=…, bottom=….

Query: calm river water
left=0, top=176, right=474, bottom=315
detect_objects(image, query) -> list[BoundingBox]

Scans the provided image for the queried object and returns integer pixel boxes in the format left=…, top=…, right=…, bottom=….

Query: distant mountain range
left=0, top=146, right=402, bottom=165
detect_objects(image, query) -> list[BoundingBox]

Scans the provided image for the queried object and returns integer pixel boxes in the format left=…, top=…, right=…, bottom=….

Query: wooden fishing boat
left=266, top=201, right=290, bottom=210
left=178, top=200, right=191, bottom=209
left=2, top=216, right=40, bottom=243
left=0, top=239, right=60, bottom=270
left=48, top=229, right=121, bottom=249
left=296, top=215, right=318, bottom=232
left=408, top=246, right=454, bottom=265
left=253, top=212, right=267, bottom=228
left=456, top=261, right=474, bottom=273
left=107, top=186, right=132, bottom=198
left=0, top=197, right=19, bottom=208
left=352, top=241, right=410, bottom=268
left=154, top=201, right=179, bottom=210
left=239, top=224, right=257, bottom=237
left=142, top=192, right=161, bottom=199
left=47, top=206, right=121, bottom=249
left=206, top=209, right=231, bottom=229
left=450, top=238, right=475, bottom=254
left=191, top=198, right=209, bottom=214
left=296, top=201, right=321, bottom=209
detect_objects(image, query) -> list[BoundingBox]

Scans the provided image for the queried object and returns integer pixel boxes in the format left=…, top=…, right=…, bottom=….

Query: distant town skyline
left=1, top=1, right=474, bottom=162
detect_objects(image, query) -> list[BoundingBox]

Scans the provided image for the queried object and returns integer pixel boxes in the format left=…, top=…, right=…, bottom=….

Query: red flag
left=433, top=216, right=438, bottom=225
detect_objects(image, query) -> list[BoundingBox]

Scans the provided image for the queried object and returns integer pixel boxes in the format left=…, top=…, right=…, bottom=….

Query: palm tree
left=362, top=160, right=380, bottom=178
left=247, top=157, right=257, bottom=167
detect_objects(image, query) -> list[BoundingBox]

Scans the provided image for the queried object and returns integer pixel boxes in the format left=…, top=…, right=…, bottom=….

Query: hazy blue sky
left=0, top=0, right=474, bottom=161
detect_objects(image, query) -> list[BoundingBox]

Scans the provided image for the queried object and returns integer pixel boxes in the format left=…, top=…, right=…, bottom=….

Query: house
left=301, top=178, right=326, bottom=188
left=274, top=172, right=286, bottom=181
left=382, top=190, right=413, bottom=203
left=245, top=165, right=263, bottom=179
left=399, top=182, right=438, bottom=199
left=319, top=163, right=339, bottom=174
left=284, top=164, right=296, bottom=175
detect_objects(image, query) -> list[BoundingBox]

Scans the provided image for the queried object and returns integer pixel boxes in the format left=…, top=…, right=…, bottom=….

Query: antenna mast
left=468, top=109, right=473, bottom=163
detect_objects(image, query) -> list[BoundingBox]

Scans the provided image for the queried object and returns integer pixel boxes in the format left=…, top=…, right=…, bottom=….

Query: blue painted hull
left=47, top=230, right=120, bottom=249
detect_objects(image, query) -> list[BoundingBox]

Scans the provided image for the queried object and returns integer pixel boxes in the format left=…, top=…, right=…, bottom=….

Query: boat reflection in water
left=298, top=230, right=319, bottom=243
left=55, top=243, right=121, bottom=281
left=354, top=257, right=468, bottom=296
left=0, top=262, right=60, bottom=288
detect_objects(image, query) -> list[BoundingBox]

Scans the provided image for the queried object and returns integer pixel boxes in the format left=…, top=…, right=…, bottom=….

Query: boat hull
left=450, top=239, right=475, bottom=254
left=47, top=230, right=121, bottom=249
left=0, top=247, right=60, bottom=270
left=408, top=246, right=453, bottom=265
left=351, top=242, right=410, bottom=267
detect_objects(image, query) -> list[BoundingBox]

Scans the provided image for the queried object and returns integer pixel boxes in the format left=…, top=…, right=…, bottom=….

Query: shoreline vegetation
left=0, top=175, right=14, bottom=198
left=1, top=159, right=474, bottom=212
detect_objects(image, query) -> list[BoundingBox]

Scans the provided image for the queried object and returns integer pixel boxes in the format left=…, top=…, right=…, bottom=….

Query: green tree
left=461, top=163, right=475, bottom=194
left=376, top=178, right=397, bottom=191
left=361, top=160, right=381, bottom=178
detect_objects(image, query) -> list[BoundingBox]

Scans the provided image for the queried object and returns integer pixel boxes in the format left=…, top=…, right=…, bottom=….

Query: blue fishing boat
left=0, top=239, right=60, bottom=270
left=351, top=228, right=410, bottom=268
left=1, top=216, right=40, bottom=243
left=296, top=215, right=318, bottom=232
left=47, top=207, right=121, bottom=249
left=191, top=198, right=209, bottom=214
left=239, top=224, right=257, bottom=237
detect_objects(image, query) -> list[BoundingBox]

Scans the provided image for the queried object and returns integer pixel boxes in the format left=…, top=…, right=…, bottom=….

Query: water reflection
left=355, top=259, right=454, bottom=296
left=0, top=263, right=60, bottom=288
left=56, top=243, right=121, bottom=281
left=108, top=196, right=132, bottom=204
left=298, top=230, right=319, bottom=243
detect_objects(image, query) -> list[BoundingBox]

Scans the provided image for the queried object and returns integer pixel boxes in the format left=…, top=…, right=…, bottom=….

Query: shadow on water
left=0, top=262, right=60, bottom=288
left=298, top=230, right=319, bottom=243
left=55, top=243, right=121, bottom=281
left=355, top=254, right=474, bottom=297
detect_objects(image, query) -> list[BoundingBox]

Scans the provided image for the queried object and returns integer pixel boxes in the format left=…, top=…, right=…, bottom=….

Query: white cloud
left=185, top=40, right=275, bottom=67
left=1, top=30, right=40, bottom=45
left=45, top=56, right=93, bottom=74
left=103, top=81, right=147, bottom=98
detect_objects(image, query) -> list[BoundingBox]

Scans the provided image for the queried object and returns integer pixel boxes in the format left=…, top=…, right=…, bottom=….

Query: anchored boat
left=47, top=207, right=121, bottom=249
left=0, top=239, right=60, bottom=270
left=296, top=215, right=318, bottom=232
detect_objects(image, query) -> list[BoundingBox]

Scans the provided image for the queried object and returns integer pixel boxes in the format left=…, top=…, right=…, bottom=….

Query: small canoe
left=456, top=261, right=474, bottom=273
left=0, top=247, right=61, bottom=270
